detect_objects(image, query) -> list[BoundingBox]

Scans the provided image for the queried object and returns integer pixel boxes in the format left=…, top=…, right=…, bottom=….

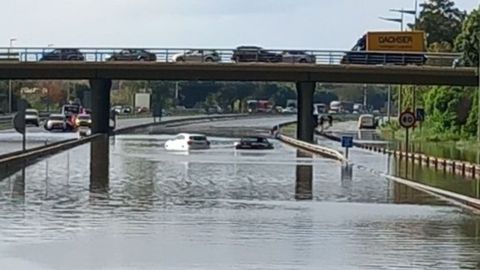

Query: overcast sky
left=2, top=0, right=478, bottom=50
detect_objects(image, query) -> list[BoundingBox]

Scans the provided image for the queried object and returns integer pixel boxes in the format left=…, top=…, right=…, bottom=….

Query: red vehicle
left=61, top=104, right=81, bottom=130
left=246, top=100, right=273, bottom=113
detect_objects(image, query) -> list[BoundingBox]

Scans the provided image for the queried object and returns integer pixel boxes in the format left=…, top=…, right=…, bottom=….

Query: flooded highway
left=318, top=122, right=480, bottom=200
left=0, top=133, right=479, bottom=269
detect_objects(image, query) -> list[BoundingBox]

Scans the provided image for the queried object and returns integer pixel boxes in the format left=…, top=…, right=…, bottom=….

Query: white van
left=357, top=114, right=376, bottom=129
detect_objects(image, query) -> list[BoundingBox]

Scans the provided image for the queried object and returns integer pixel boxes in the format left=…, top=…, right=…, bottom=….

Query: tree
left=413, top=0, right=466, bottom=48
left=422, top=86, right=470, bottom=133
left=39, top=81, right=65, bottom=105
left=455, top=6, right=480, bottom=67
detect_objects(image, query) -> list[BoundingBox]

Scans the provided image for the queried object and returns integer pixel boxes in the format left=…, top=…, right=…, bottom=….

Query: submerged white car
left=164, top=133, right=211, bottom=151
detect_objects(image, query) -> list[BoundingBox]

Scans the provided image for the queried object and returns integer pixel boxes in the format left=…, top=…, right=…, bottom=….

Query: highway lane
left=0, top=131, right=479, bottom=269
left=0, top=113, right=288, bottom=157
left=151, top=115, right=296, bottom=137
left=0, top=115, right=216, bottom=156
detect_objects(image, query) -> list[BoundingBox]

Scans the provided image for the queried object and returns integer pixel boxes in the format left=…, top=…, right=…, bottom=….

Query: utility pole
left=8, top=38, right=16, bottom=113
left=477, top=34, right=480, bottom=142
left=387, top=85, right=392, bottom=122
left=363, top=84, right=367, bottom=109
left=381, top=2, right=419, bottom=117
left=388, top=5, right=418, bottom=115
left=175, top=81, right=179, bottom=107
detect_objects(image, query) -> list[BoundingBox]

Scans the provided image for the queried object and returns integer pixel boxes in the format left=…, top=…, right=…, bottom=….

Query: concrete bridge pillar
left=89, top=79, right=112, bottom=134
left=296, top=81, right=315, bottom=143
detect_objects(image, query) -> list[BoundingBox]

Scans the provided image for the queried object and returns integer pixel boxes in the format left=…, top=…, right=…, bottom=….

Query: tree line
left=397, top=0, right=479, bottom=141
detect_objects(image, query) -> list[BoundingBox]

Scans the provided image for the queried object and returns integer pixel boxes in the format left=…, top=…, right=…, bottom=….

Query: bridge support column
left=89, top=79, right=112, bottom=134
left=296, top=81, right=315, bottom=143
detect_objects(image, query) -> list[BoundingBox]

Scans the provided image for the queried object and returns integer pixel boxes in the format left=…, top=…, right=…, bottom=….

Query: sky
left=2, top=0, right=479, bottom=50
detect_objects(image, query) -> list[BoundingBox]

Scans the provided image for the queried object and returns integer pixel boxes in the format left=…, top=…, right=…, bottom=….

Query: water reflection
left=1, top=135, right=480, bottom=269
left=295, top=150, right=313, bottom=200
left=393, top=158, right=480, bottom=199
left=393, top=182, right=446, bottom=205
left=10, top=168, right=25, bottom=199
left=388, top=140, right=480, bottom=164
left=340, top=164, right=353, bottom=187
left=90, top=135, right=110, bottom=194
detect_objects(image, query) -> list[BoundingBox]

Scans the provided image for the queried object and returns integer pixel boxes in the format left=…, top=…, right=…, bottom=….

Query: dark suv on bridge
left=106, top=49, right=157, bottom=62
left=40, top=49, right=85, bottom=61
left=232, top=46, right=282, bottom=63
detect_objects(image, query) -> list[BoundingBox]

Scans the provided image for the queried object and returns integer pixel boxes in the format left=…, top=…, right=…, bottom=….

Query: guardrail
left=0, top=135, right=99, bottom=166
left=0, top=112, right=160, bottom=129
left=114, top=113, right=248, bottom=135
left=0, top=47, right=463, bottom=67
left=319, top=131, right=480, bottom=180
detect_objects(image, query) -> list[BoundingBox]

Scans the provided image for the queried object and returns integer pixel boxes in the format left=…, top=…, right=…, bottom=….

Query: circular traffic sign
left=399, top=111, right=416, bottom=129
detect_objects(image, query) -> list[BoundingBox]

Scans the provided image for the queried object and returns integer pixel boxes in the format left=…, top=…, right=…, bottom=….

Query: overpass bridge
left=0, top=47, right=478, bottom=142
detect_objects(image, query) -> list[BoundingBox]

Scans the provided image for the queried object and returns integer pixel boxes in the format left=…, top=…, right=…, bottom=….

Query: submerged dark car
left=235, top=136, right=274, bottom=150
left=40, top=49, right=85, bottom=61
left=107, top=49, right=156, bottom=62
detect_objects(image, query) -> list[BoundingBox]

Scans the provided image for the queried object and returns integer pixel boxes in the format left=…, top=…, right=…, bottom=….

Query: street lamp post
left=389, top=6, right=419, bottom=115
left=363, top=84, right=367, bottom=109
left=387, top=85, right=392, bottom=122
left=380, top=1, right=419, bottom=117
left=8, top=38, right=16, bottom=113
left=477, top=34, right=480, bottom=143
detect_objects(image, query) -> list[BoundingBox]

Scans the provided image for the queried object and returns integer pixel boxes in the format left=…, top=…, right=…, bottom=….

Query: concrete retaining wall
left=276, top=121, right=346, bottom=162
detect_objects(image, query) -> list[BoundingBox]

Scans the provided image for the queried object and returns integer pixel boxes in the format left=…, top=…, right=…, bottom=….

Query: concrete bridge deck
left=0, top=62, right=477, bottom=86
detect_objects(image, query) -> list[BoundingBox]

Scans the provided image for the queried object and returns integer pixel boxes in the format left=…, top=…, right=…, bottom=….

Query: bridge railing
left=0, top=47, right=463, bottom=67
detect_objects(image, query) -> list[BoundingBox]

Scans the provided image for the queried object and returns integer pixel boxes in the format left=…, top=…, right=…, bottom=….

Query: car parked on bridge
left=107, top=49, right=157, bottom=62
left=172, top=50, right=221, bottom=63
left=164, top=133, right=211, bottom=151
left=40, top=49, right=85, bottom=61
left=234, top=136, right=274, bottom=150
left=44, top=114, right=67, bottom=131
left=282, top=50, right=316, bottom=64
left=232, top=46, right=282, bottom=63
left=25, top=109, right=40, bottom=127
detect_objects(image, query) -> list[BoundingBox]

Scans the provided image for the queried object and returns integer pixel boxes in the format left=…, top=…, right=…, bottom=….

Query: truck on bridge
left=341, top=31, right=427, bottom=65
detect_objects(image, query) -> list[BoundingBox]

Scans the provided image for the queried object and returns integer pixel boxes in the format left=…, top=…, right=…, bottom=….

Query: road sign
left=13, top=113, right=25, bottom=134
left=416, top=108, right=425, bottom=122
left=13, top=100, right=27, bottom=135
left=399, top=111, right=416, bottom=129
left=13, top=99, right=27, bottom=151
left=341, top=136, right=353, bottom=148
left=341, top=136, right=353, bottom=159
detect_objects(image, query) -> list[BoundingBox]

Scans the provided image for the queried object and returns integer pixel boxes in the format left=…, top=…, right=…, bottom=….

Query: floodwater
left=391, top=140, right=480, bottom=164
left=0, top=135, right=479, bottom=269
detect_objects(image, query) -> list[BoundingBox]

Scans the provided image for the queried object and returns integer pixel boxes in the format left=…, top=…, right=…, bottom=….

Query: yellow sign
left=367, top=31, right=425, bottom=52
